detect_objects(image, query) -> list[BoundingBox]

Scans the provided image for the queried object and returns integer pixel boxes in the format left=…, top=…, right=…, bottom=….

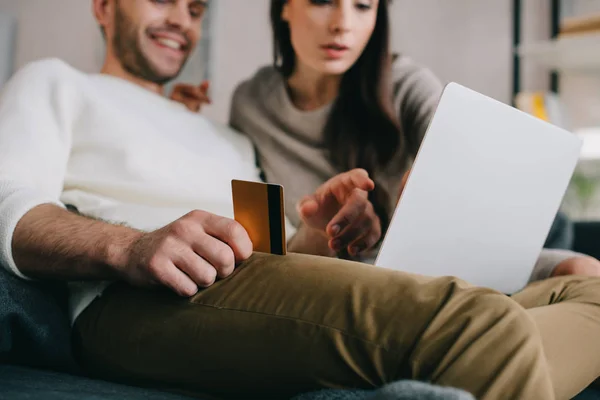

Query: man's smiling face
left=103, top=0, right=207, bottom=84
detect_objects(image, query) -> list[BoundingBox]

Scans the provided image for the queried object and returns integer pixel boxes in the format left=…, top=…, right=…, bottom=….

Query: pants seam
left=190, top=300, right=404, bottom=357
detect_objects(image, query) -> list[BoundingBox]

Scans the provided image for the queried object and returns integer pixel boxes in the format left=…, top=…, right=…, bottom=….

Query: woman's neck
left=286, top=65, right=342, bottom=111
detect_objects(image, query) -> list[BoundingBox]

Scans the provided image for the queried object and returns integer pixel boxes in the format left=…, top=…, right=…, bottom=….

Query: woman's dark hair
left=270, top=0, right=406, bottom=234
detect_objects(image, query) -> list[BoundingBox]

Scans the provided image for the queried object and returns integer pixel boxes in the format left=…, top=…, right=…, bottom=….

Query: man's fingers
left=173, top=246, right=219, bottom=287
left=149, top=258, right=198, bottom=297
left=190, top=234, right=236, bottom=279
left=201, top=214, right=253, bottom=262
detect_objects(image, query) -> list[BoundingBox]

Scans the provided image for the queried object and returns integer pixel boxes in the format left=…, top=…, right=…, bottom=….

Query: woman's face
left=282, top=0, right=379, bottom=76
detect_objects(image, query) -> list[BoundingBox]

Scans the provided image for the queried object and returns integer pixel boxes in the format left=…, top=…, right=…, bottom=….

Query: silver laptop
left=375, top=83, right=582, bottom=294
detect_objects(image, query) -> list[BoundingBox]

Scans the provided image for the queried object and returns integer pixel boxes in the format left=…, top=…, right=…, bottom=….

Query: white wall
left=205, top=0, right=272, bottom=122
left=0, top=13, right=17, bottom=87
left=0, top=0, right=553, bottom=123
left=390, top=0, right=512, bottom=104
left=0, top=0, right=102, bottom=74
left=206, top=0, right=517, bottom=121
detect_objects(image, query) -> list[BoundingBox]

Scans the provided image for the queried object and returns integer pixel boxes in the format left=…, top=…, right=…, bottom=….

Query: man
left=1, top=1, right=600, bottom=399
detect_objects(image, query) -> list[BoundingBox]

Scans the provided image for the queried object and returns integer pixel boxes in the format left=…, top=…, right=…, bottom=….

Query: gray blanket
left=292, top=382, right=474, bottom=400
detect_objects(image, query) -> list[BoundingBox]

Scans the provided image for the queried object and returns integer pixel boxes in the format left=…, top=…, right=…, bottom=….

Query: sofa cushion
left=0, top=266, right=77, bottom=372
left=0, top=364, right=197, bottom=400
left=1, top=364, right=476, bottom=400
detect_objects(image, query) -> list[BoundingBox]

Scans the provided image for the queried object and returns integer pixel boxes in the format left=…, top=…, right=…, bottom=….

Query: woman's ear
left=281, top=1, right=290, bottom=22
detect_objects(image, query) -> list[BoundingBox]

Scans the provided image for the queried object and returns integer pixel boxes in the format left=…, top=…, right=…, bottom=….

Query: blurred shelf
left=518, top=33, right=600, bottom=72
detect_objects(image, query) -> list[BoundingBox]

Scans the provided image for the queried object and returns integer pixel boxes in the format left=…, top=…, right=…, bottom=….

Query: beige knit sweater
left=229, top=56, right=444, bottom=228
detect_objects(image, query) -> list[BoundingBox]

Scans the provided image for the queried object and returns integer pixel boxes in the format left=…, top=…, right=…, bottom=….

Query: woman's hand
left=397, top=169, right=411, bottom=205
left=297, top=169, right=381, bottom=257
left=170, top=81, right=212, bottom=113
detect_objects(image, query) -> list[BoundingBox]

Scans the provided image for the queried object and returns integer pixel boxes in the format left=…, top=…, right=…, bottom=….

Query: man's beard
left=112, top=4, right=189, bottom=85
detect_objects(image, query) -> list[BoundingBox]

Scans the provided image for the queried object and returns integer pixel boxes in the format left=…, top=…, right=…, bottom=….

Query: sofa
left=1, top=215, right=599, bottom=399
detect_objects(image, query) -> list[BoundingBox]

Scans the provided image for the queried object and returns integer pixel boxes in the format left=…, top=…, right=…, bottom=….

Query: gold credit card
left=231, top=180, right=287, bottom=255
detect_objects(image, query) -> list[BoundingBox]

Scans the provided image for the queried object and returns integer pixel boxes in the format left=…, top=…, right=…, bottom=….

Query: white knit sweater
left=0, top=59, right=272, bottom=322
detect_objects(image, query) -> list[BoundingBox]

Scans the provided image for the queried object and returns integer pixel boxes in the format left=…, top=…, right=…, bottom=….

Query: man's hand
left=122, top=210, right=253, bottom=297
left=12, top=205, right=252, bottom=296
left=297, top=169, right=381, bottom=257
left=170, top=81, right=212, bottom=113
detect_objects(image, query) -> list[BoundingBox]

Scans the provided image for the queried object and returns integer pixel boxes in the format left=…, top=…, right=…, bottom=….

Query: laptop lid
left=375, top=83, right=582, bottom=294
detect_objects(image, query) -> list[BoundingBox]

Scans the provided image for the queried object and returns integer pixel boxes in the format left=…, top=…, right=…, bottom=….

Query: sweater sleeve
left=0, top=59, right=75, bottom=278
left=392, top=56, right=444, bottom=158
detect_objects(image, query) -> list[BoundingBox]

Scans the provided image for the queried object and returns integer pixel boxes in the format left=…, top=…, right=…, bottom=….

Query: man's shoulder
left=0, top=58, right=91, bottom=118
left=17, top=58, right=81, bottom=78
left=7, top=58, right=85, bottom=90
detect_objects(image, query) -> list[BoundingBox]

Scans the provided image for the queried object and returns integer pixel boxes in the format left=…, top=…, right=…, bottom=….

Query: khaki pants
left=72, top=253, right=600, bottom=400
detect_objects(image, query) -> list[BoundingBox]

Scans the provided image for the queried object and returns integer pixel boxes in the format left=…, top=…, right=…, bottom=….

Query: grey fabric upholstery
left=0, top=364, right=196, bottom=400
left=0, top=267, right=77, bottom=373
left=291, top=381, right=474, bottom=400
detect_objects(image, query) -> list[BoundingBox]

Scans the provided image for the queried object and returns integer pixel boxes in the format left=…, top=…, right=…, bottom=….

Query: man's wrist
left=102, top=227, right=144, bottom=276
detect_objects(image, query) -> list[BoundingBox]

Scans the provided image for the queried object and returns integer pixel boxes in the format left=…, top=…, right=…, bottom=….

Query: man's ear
left=92, top=0, right=113, bottom=34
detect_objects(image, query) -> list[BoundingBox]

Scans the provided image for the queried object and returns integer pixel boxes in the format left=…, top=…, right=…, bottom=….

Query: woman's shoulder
left=232, top=65, right=283, bottom=103
left=229, top=65, right=285, bottom=126
left=391, top=55, right=443, bottom=93
left=390, top=54, right=444, bottom=106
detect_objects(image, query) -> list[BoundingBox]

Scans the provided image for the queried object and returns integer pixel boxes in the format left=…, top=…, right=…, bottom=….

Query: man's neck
left=101, top=57, right=164, bottom=96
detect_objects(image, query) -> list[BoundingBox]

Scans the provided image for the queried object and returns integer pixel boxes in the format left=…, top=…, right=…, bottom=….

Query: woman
left=230, top=0, right=440, bottom=257
left=173, top=0, right=600, bottom=278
